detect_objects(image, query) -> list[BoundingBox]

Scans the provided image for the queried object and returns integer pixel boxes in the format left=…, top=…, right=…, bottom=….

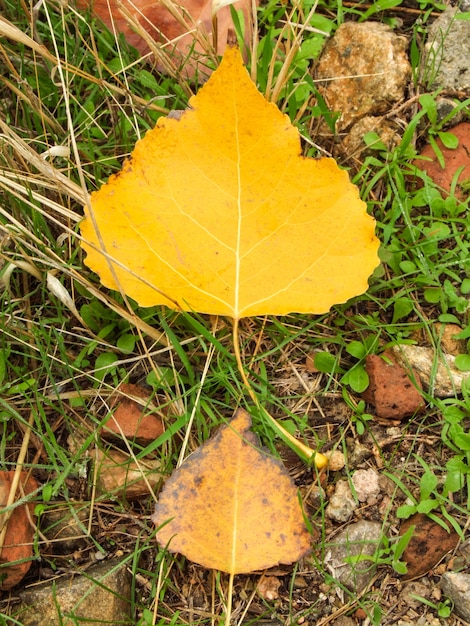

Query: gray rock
left=392, top=344, right=470, bottom=397
left=325, top=479, right=358, bottom=522
left=441, top=572, right=470, bottom=623
left=327, top=520, right=383, bottom=592
left=435, top=97, right=466, bottom=126
left=425, top=7, right=470, bottom=94
left=13, top=559, right=132, bottom=626
left=348, top=440, right=371, bottom=468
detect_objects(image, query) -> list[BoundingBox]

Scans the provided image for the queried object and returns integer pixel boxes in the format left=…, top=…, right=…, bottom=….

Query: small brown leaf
left=0, top=471, right=38, bottom=590
left=153, top=409, right=311, bottom=574
left=412, top=122, right=470, bottom=200
left=362, top=353, right=425, bottom=420
left=76, top=0, right=254, bottom=78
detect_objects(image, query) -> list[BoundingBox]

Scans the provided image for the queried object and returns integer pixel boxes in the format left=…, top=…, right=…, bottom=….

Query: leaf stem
left=232, top=318, right=328, bottom=468
left=225, top=571, right=234, bottom=625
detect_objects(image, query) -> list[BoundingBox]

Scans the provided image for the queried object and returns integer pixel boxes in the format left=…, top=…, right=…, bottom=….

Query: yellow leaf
left=80, top=46, right=379, bottom=319
left=152, top=408, right=311, bottom=574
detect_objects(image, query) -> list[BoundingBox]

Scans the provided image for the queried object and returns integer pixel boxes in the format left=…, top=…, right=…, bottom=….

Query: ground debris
left=94, top=447, right=162, bottom=499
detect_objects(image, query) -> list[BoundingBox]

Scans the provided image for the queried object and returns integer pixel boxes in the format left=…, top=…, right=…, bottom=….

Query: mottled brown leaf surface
left=153, top=409, right=311, bottom=574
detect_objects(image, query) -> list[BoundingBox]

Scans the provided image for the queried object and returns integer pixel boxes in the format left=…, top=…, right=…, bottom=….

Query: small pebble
left=352, top=468, right=380, bottom=503
left=325, top=479, right=357, bottom=522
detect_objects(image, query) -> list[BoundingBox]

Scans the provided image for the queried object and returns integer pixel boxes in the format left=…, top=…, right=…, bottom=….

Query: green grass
left=0, top=0, right=470, bottom=623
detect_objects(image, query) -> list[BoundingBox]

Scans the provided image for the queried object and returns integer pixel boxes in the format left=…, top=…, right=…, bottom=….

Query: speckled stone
left=15, top=559, right=132, bottom=625
left=315, top=22, right=410, bottom=131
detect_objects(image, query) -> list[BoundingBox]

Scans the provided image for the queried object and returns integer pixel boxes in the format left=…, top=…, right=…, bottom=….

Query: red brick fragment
left=412, top=122, right=470, bottom=200
left=400, top=513, right=459, bottom=580
left=362, top=354, right=425, bottom=420
left=101, top=383, right=164, bottom=445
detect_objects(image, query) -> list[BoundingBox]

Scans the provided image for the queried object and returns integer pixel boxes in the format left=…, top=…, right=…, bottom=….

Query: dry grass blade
left=0, top=14, right=55, bottom=61
left=0, top=121, right=85, bottom=206
left=0, top=13, right=172, bottom=345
